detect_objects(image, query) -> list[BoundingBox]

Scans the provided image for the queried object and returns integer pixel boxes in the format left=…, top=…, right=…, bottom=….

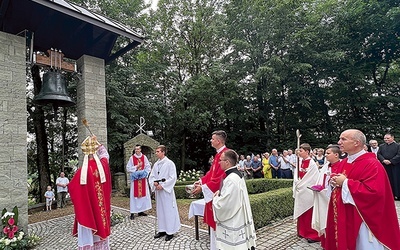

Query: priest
left=326, top=129, right=400, bottom=250
left=213, top=149, right=256, bottom=250
left=126, top=145, right=152, bottom=220
left=69, top=135, right=112, bottom=250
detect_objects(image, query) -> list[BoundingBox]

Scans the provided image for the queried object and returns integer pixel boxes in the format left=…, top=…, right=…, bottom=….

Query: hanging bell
left=33, top=71, right=76, bottom=107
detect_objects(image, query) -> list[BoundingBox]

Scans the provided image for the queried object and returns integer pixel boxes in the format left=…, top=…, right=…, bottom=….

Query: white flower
left=19, top=231, right=24, bottom=237
left=11, top=237, right=17, bottom=242
left=4, top=239, right=11, bottom=245
left=1, top=212, right=14, bottom=219
left=182, top=178, right=186, bottom=181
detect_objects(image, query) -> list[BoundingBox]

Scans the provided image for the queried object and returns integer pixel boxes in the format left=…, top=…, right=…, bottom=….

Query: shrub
left=249, top=188, right=294, bottom=229
left=245, top=178, right=293, bottom=194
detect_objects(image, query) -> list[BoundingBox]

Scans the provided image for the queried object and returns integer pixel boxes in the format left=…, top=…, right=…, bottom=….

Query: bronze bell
left=33, top=71, right=76, bottom=107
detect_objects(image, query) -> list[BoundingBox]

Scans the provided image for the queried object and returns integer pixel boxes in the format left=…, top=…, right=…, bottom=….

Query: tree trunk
left=61, top=107, right=68, bottom=173
left=31, top=65, right=51, bottom=203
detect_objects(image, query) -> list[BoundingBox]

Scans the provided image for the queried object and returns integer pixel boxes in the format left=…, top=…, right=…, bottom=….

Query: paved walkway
left=29, top=201, right=400, bottom=249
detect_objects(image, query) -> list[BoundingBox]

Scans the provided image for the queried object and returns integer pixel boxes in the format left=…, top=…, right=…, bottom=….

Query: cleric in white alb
left=213, top=149, right=256, bottom=250
left=149, top=145, right=181, bottom=241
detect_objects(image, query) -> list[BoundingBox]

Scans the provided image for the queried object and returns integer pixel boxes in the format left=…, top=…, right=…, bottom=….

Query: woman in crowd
left=262, top=152, right=272, bottom=178
left=313, top=148, right=326, bottom=169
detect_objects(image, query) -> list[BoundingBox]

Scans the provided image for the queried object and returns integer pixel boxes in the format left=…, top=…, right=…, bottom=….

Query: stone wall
left=0, top=31, right=28, bottom=230
left=76, top=55, right=107, bottom=163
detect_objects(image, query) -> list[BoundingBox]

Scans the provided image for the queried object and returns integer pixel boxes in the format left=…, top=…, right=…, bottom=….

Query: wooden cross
left=34, top=48, right=76, bottom=72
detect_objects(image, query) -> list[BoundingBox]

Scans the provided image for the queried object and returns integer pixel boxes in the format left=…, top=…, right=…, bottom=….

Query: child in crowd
left=44, top=185, right=55, bottom=211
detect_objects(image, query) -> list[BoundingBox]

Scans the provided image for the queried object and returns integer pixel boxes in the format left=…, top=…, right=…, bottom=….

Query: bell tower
left=0, top=0, right=143, bottom=232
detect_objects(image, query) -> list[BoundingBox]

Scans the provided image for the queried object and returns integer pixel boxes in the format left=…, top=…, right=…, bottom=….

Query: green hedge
left=245, top=178, right=293, bottom=194
left=173, top=178, right=293, bottom=199
left=249, top=187, right=294, bottom=229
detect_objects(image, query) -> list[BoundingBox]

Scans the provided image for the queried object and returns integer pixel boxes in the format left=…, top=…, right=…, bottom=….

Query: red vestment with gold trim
left=325, top=153, right=400, bottom=250
left=69, top=157, right=112, bottom=240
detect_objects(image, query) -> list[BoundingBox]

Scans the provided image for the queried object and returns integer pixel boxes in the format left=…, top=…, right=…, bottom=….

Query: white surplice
left=126, top=153, right=152, bottom=213
left=213, top=167, right=256, bottom=250
left=292, top=158, right=320, bottom=220
left=149, top=156, right=181, bottom=235
left=311, top=162, right=330, bottom=235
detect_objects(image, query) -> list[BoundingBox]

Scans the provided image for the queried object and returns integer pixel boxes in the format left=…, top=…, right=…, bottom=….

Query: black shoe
left=130, top=213, right=134, bottom=220
left=165, top=234, right=174, bottom=241
left=154, top=232, right=166, bottom=239
left=138, top=212, right=147, bottom=216
left=307, top=239, right=318, bottom=243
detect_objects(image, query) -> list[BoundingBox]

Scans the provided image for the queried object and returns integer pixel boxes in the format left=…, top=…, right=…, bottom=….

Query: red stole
left=325, top=153, right=400, bottom=250
left=133, top=155, right=146, bottom=198
left=69, top=158, right=112, bottom=239
left=201, top=147, right=229, bottom=230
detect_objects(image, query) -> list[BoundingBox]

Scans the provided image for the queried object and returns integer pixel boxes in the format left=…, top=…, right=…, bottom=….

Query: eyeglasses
left=219, top=158, right=228, bottom=162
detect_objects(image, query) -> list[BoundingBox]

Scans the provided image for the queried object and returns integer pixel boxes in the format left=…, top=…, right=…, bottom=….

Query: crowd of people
left=236, top=147, right=330, bottom=180
left=45, top=128, right=400, bottom=250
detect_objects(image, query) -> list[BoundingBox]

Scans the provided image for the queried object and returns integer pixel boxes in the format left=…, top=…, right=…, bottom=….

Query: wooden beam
left=34, top=50, right=76, bottom=72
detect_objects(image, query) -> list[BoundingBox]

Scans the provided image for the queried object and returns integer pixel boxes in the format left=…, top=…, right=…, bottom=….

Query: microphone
left=154, top=178, right=166, bottom=184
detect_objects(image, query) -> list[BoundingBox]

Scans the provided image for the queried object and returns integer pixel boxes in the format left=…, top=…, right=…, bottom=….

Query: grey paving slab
left=28, top=201, right=400, bottom=249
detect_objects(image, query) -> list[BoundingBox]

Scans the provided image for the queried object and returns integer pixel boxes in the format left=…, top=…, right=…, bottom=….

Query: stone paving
left=29, top=201, right=400, bottom=250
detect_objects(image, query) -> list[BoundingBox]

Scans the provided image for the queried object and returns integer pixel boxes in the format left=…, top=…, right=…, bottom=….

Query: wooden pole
left=296, top=129, right=302, bottom=179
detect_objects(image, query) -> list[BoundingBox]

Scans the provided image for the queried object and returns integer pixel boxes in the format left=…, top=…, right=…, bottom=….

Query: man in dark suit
left=377, top=133, right=400, bottom=200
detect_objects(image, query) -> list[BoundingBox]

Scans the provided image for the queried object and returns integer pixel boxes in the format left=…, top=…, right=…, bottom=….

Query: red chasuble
left=132, top=155, right=146, bottom=198
left=69, top=157, right=112, bottom=240
left=325, top=153, right=400, bottom=250
left=201, top=147, right=229, bottom=230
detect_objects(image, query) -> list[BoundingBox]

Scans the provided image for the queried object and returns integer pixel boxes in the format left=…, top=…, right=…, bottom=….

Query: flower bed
left=1, top=206, right=40, bottom=249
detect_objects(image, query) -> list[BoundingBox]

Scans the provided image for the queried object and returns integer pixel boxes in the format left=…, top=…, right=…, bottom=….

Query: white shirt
left=56, top=177, right=69, bottom=193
